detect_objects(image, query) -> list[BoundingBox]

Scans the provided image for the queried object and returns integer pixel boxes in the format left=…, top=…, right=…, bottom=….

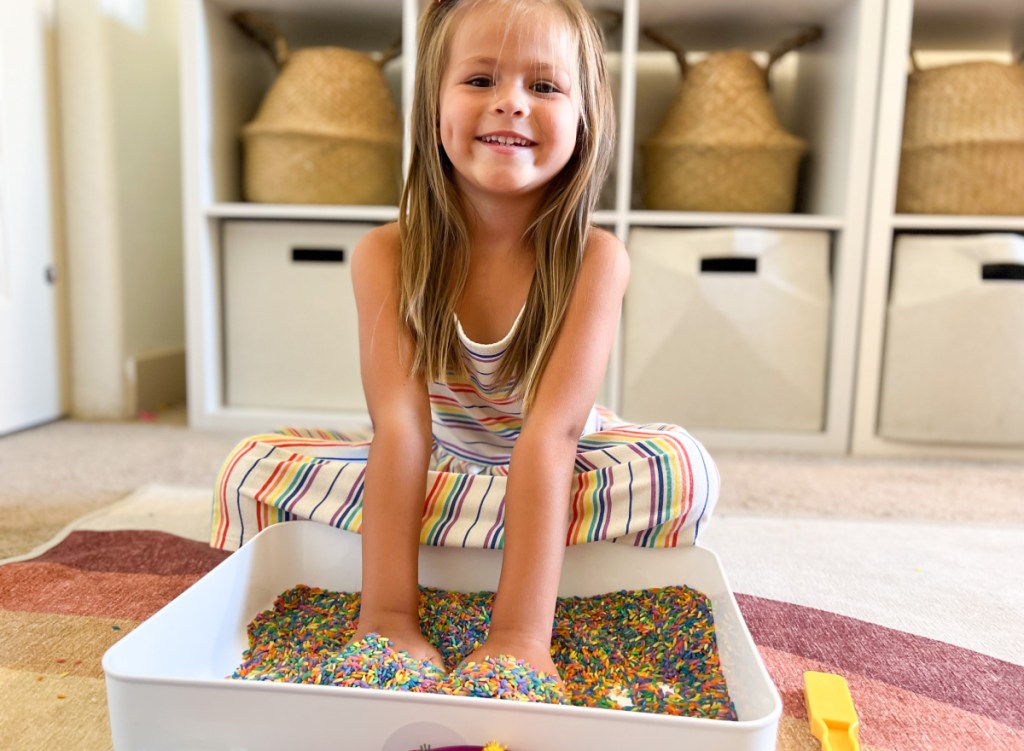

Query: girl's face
left=438, top=2, right=582, bottom=206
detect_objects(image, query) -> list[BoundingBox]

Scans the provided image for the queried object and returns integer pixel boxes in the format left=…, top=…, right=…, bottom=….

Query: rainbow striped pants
left=210, top=411, right=719, bottom=551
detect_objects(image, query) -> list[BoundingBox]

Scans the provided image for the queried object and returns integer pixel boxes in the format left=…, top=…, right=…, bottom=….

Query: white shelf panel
left=201, top=207, right=850, bottom=232
left=892, top=215, right=1024, bottom=232
left=208, top=202, right=399, bottom=222
left=625, top=211, right=844, bottom=230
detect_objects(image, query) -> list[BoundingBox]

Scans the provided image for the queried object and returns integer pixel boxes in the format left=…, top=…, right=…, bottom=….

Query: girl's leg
left=568, top=419, right=720, bottom=547
left=212, top=427, right=442, bottom=666
left=413, top=420, right=719, bottom=551
left=210, top=428, right=371, bottom=551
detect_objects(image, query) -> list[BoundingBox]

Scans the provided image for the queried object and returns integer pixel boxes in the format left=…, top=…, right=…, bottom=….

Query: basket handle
left=641, top=27, right=688, bottom=77
left=376, top=37, right=402, bottom=68
left=231, top=12, right=290, bottom=69
left=641, top=25, right=822, bottom=83
left=594, top=8, right=624, bottom=42
left=765, top=26, right=823, bottom=76
left=232, top=11, right=403, bottom=70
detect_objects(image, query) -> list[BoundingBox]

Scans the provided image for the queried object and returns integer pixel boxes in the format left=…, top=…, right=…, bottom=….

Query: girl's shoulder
left=353, top=221, right=400, bottom=262
left=580, top=226, right=629, bottom=288
left=584, top=225, right=626, bottom=254
left=351, top=222, right=402, bottom=298
left=352, top=222, right=400, bottom=274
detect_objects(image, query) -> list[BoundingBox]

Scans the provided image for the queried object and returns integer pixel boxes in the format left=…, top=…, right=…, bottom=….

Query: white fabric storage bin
left=623, top=227, right=831, bottom=431
left=879, top=233, right=1024, bottom=445
left=222, top=220, right=374, bottom=411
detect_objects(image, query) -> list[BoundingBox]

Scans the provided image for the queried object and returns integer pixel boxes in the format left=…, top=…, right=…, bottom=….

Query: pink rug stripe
left=736, top=593, right=1024, bottom=730
left=33, top=530, right=229, bottom=575
left=759, top=645, right=1024, bottom=751
left=0, top=563, right=210, bottom=621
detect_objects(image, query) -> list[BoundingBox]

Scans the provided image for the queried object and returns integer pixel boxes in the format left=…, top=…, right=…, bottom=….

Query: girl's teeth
left=483, top=135, right=529, bottom=146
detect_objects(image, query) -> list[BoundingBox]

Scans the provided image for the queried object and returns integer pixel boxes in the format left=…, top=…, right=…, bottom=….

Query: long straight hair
left=399, top=0, right=614, bottom=412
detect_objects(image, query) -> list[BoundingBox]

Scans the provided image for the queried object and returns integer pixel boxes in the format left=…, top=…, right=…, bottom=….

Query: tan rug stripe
left=0, top=499, right=121, bottom=560
left=0, top=610, right=139, bottom=676
left=775, top=715, right=886, bottom=751
left=0, top=666, right=112, bottom=751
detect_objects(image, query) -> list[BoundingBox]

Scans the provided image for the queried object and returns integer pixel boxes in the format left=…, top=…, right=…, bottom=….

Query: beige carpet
left=716, top=451, right=1024, bottom=523
left=4, top=415, right=1024, bottom=560
left=0, top=414, right=240, bottom=558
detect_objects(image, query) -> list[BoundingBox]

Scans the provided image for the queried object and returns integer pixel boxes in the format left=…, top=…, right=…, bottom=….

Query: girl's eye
left=466, top=76, right=492, bottom=87
left=532, top=81, right=559, bottom=94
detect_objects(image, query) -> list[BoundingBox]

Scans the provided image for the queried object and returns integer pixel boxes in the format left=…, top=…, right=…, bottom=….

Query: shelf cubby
left=853, top=0, right=1024, bottom=459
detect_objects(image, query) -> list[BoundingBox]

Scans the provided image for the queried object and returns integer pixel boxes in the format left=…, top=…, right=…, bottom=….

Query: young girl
left=212, top=0, right=719, bottom=697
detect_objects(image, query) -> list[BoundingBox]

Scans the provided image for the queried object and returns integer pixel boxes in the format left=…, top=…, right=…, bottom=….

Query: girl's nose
left=492, top=83, right=529, bottom=118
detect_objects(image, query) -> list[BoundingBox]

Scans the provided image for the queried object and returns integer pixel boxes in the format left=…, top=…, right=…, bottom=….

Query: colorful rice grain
left=233, top=584, right=736, bottom=720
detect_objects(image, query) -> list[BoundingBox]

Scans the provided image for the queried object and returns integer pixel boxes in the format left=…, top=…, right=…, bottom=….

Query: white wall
left=57, top=0, right=183, bottom=419
left=108, top=1, right=184, bottom=359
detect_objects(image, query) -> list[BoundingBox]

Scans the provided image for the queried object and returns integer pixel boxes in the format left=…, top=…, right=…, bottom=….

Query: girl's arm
left=350, top=224, right=438, bottom=661
left=481, top=228, right=630, bottom=670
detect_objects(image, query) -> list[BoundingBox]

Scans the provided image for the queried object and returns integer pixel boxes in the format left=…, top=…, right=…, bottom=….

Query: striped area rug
left=0, top=486, right=1021, bottom=750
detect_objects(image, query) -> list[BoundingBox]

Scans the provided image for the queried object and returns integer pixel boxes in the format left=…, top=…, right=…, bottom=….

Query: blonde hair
left=399, top=0, right=614, bottom=412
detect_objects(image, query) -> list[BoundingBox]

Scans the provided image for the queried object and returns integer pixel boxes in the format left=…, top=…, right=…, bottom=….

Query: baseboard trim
left=127, top=348, right=187, bottom=416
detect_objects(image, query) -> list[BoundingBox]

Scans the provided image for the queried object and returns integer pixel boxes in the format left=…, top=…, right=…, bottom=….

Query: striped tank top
left=427, top=309, right=601, bottom=474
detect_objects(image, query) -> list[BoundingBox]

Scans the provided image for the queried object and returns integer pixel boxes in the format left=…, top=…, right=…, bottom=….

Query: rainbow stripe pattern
left=210, top=317, right=719, bottom=551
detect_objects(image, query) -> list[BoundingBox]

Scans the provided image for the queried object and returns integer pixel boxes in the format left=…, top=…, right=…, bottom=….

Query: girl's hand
left=350, top=615, right=446, bottom=672
left=458, top=629, right=565, bottom=691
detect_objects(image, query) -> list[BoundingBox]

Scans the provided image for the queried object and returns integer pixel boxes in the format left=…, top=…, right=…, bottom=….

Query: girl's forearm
left=489, top=431, right=577, bottom=646
left=359, top=426, right=432, bottom=621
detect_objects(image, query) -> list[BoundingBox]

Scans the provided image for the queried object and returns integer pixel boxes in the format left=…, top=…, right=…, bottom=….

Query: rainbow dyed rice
left=233, top=584, right=736, bottom=720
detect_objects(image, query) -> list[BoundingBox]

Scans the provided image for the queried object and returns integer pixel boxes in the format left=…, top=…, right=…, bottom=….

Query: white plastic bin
left=222, top=220, right=375, bottom=411
left=623, top=227, right=831, bottom=431
left=103, top=522, right=781, bottom=751
left=879, top=233, right=1024, bottom=445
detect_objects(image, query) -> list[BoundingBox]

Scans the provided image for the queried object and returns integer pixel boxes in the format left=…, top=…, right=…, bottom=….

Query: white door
left=0, top=0, right=63, bottom=435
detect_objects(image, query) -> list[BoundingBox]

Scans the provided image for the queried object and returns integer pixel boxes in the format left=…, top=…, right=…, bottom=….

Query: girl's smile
left=477, top=131, right=538, bottom=151
left=439, top=3, right=581, bottom=204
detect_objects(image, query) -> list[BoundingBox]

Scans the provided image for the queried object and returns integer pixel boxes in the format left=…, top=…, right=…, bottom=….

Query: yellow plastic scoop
left=804, top=671, right=861, bottom=751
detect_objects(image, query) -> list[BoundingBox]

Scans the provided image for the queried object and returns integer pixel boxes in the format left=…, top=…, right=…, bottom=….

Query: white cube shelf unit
left=182, top=0, right=885, bottom=454
left=854, top=0, right=1024, bottom=460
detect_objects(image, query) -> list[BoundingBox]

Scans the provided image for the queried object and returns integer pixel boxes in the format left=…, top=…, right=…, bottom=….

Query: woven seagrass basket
left=897, top=54, right=1024, bottom=215
left=233, top=12, right=403, bottom=206
left=642, top=28, right=820, bottom=213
